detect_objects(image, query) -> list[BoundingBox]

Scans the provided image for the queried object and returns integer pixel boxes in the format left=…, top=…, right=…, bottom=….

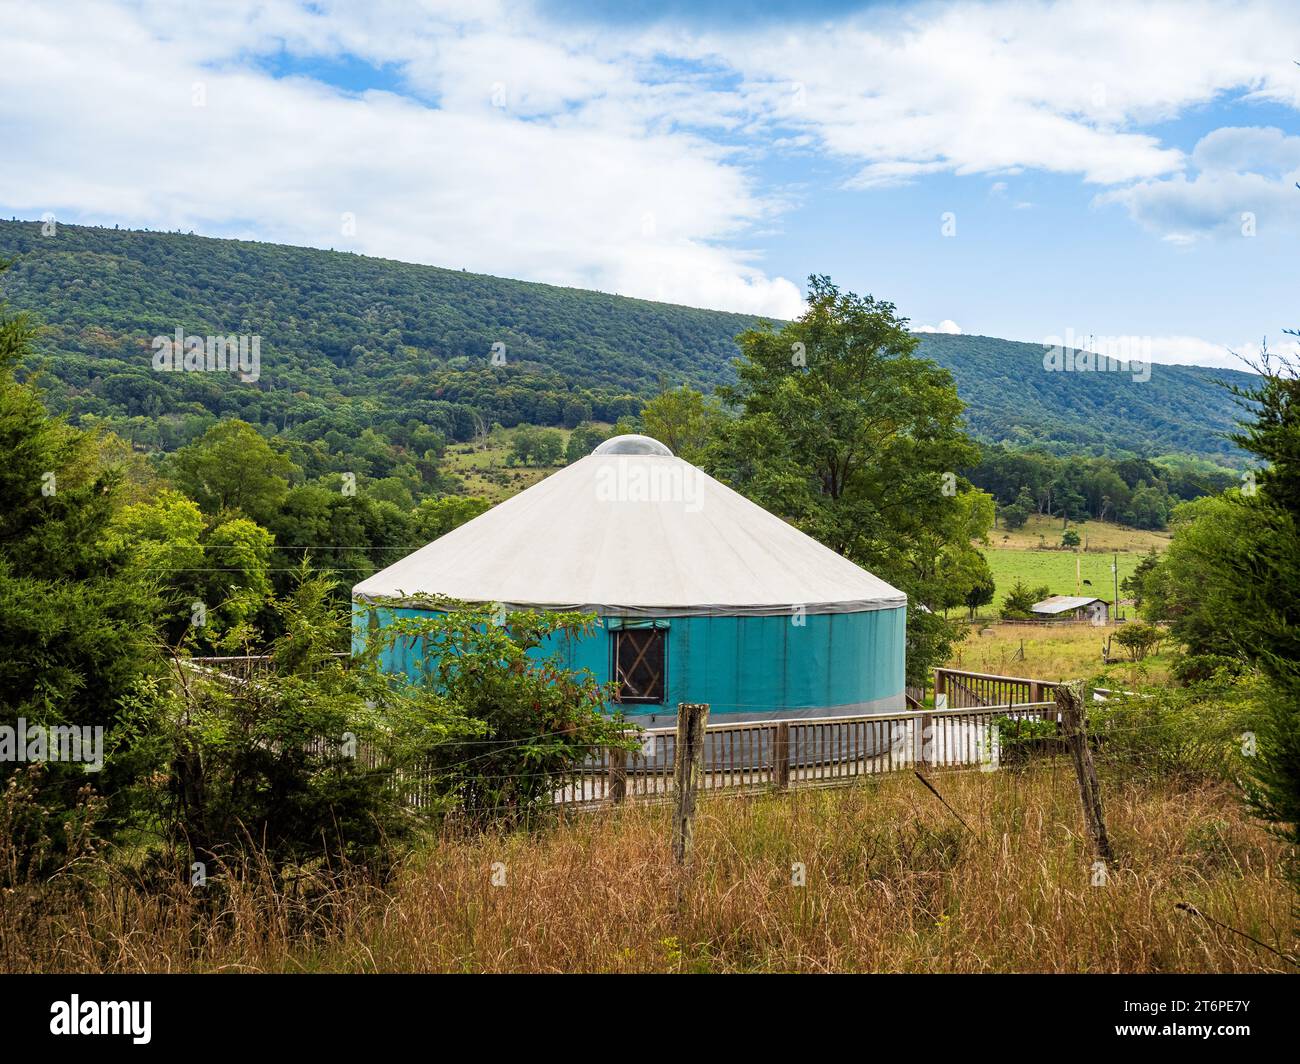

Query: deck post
left=917, top=710, right=934, bottom=769
left=934, top=669, right=948, bottom=709
left=608, top=747, right=627, bottom=804
left=773, top=721, right=791, bottom=789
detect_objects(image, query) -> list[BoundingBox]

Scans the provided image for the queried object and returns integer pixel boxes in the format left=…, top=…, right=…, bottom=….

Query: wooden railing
left=934, top=668, right=1060, bottom=709
left=185, top=653, right=352, bottom=689
left=183, top=656, right=1067, bottom=811
left=555, top=700, right=1059, bottom=807
left=294, top=700, right=1061, bottom=811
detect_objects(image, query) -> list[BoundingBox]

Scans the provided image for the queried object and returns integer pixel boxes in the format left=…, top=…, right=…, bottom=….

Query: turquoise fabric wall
left=352, top=604, right=906, bottom=716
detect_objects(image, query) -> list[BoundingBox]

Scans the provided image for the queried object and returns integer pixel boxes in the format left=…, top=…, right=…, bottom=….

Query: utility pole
left=1113, top=551, right=1120, bottom=623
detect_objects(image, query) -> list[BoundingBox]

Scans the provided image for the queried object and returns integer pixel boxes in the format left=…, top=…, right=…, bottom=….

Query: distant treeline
left=966, top=444, right=1240, bottom=531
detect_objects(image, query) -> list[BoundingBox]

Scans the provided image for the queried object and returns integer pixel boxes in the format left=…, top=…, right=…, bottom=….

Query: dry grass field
left=949, top=623, right=1175, bottom=688
left=4, top=768, right=1289, bottom=974
left=441, top=439, right=562, bottom=501
left=990, top=514, right=1172, bottom=553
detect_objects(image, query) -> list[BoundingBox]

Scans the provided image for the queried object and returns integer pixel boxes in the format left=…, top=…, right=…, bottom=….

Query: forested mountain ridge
left=0, top=219, right=1251, bottom=462
left=909, top=332, right=1249, bottom=462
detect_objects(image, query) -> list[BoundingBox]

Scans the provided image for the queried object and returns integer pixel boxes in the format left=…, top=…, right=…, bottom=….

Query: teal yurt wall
left=352, top=435, right=909, bottom=723
left=351, top=604, right=906, bottom=724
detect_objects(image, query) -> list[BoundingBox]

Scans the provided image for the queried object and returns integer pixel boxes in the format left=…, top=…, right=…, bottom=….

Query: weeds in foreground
left=0, top=765, right=1290, bottom=973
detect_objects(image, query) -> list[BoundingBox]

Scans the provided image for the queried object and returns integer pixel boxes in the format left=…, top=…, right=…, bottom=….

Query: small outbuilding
left=352, top=434, right=908, bottom=727
left=1030, top=595, right=1110, bottom=625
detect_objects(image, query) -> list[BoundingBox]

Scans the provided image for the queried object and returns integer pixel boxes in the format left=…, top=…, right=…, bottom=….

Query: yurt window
left=612, top=628, right=666, bottom=704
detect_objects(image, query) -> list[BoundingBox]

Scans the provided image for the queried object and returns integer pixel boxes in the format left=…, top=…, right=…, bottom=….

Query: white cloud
left=1146, top=334, right=1300, bottom=370
left=0, top=0, right=804, bottom=318
left=914, top=320, right=963, bottom=335
left=703, top=0, right=1298, bottom=189
left=1098, top=126, right=1300, bottom=242
left=1, top=0, right=1298, bottom=324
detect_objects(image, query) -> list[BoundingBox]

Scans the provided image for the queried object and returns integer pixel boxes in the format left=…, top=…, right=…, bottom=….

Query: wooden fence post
left=608, top=747, right=627, bottom=805
left=773, top=721, right=790, bottom=790
left=1056, top=681, right=1113, bottom=863
left=672, top=702, right=710, bottom=865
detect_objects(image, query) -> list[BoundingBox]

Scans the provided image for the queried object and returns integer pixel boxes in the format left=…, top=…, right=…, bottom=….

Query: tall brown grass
left=1, top=765, right=1291, bottom=973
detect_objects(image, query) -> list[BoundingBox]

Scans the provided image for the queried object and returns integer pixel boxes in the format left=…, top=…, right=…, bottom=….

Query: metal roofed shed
left=1030, top=595, right=1110, bottom=625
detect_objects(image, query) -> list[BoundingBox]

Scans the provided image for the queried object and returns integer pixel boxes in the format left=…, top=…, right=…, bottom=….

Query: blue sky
left=1, top=0, right=1297, bottom=367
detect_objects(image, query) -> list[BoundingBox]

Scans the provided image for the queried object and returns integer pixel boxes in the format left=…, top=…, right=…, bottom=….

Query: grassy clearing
left=982, top=514, right=1169, bottom=603
left=990, top=513, right=1172, bottom=552
left=4, top=769, right=1289, bottom=973
left=948, top=623, right=1175, bottom=687
left=441, top=428, right=575, bottom=502
left=982, top=548, right=1145, bottom=602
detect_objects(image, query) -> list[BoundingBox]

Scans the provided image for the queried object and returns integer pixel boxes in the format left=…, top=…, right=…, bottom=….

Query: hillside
left=915, top=332, right=1248, bottom=462
left=0, top=220, right=1251, bottom=461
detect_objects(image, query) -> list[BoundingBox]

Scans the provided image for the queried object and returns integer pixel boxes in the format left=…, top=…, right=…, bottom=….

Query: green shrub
left=376, top=599, right=637, bottom=828
left=1000, top=580, right=1049, bottom=620
left=123, top=572, right=458, bottom=876
left=1171, top=653, right=1248, bottom=686
left=993, top=713, right=1062, bottom=764
left=1090, top=679, right=1259, bottom=784
left=1113, top=622, right=1164, bottom=662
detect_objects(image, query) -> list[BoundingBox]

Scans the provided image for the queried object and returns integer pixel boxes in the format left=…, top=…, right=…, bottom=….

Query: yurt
left=351, top=435, right=907, bottom=727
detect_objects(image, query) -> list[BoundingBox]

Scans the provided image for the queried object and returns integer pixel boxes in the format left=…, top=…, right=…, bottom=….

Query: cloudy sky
left=2, top=0, right=1297, bottom=367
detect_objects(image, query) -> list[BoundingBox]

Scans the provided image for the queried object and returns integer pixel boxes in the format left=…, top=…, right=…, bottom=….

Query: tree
left=125, top=572, right=471, bottom=873
left=1140, top=341, right=1300, bottom=894
left=1124, top=482, right=1170, bottom=530
left=102, top=489, right=205, bottom=642
left=1001, top=580, right=1049, bottom=619
left=561, top=397, right=592, bottom=428
left=705, top=276, right=982, bottom=684
left=1121, top=548, right=1161, bottom=609
left=1223, top=344, right=1300, bottom=893
left=0, top=261, right=163, bottom=862
left=200, top=516, right=274, bottom=636
left=1139, top=495, right=1258, bottom=658
left=103, top=491, right=275, bottom=647
left=925, top=491, right=996, bottom=612
left=412, top=495, right=491, bottom=541
left=962, top=568, right=997, bottom=621
left=535, top=428, right=565, bottom=466
left=264, top=484, right=415, bottom=607
left=640, top=386, right=719, bottom=462
left=1000, top=486, right=1034, bottom=530
left=509, top=425, right=542, bottom=466
left=565, top=422, right=608, bottom=463
left=169, top=420, right=299, bottom=524
left=1113, top=621, right=1163, bottom=662
left=1061, top=528, right=1080, bottom=548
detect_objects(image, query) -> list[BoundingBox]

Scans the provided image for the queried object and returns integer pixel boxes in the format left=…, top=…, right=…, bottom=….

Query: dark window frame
left=611, top=626, right=668, bottom=705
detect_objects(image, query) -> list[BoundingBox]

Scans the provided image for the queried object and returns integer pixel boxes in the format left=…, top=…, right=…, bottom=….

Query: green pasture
left=983, top=549, right=1143, bottom=602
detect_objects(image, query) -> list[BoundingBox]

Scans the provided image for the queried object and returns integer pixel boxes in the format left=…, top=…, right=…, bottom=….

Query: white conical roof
left=353, top=437, right=906, bottom=617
